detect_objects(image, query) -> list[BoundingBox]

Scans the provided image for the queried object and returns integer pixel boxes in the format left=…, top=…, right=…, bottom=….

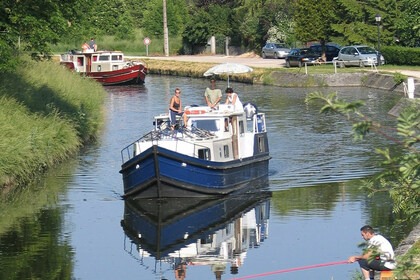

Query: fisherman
left=348, top=225, right=396, bottom=280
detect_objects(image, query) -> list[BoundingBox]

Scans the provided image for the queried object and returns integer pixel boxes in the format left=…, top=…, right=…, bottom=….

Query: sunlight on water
left=0, top=75, right=409, bottom=280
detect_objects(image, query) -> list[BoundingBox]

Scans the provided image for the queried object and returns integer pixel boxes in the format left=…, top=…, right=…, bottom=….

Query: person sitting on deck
left=169, top=87, right=188, bottom=129
left=89, top=38, right=97, bottom=51
left=81, top=42, right=90, bottom=52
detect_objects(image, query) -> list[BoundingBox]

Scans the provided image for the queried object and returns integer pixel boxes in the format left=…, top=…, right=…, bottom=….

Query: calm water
left=0, top=75, right=412, bottom=280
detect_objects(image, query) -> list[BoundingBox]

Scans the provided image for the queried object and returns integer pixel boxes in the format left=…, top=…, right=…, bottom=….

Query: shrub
left=381, top=46, right=420, bottom=66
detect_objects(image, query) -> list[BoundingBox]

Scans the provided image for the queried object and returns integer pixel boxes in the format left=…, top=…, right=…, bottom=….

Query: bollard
left=407, top=77, right=415, bottom=99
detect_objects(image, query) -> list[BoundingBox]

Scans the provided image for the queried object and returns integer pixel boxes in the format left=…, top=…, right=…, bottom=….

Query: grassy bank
left=0, top=57, right=106, bottom=189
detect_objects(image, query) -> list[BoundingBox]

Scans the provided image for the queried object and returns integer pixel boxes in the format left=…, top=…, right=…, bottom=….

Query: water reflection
left=121, top=189, right=271, bottom=279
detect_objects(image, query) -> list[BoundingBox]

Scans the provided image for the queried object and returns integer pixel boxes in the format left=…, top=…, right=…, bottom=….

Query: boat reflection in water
left=120, top=187, right=271, bottom=279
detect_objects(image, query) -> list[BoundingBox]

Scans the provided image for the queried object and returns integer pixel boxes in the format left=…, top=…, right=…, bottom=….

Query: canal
left=0, top=75, right=412, bottom=280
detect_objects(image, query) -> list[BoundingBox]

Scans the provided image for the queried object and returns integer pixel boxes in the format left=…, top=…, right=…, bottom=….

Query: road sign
left=144, top=37, right=151, bottom=45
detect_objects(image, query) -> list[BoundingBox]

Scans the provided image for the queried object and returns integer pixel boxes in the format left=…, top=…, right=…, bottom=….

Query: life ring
left=185, top=109, right=207, bottom=115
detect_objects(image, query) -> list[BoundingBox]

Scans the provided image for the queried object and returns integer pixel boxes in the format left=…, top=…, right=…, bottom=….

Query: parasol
left=203, top=63, right=253, bottom=87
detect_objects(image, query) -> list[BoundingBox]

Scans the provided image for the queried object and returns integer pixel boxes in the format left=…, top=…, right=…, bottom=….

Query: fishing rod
left=231, top=260, right=349, bottom=280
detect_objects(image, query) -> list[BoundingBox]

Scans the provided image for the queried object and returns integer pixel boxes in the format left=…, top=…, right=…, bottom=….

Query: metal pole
left=377, top=23, right=380, bottom=52
left=163, top=0, right=169, bottom=56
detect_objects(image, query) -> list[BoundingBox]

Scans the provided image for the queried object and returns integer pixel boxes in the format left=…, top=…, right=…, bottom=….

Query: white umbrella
left=203, top=63, right=253, bottom=87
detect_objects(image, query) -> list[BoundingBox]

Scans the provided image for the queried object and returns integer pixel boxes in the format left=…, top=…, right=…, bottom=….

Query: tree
left=142, top=0, right=189, bottom=37
left=293, top=0, right=337, bottom=44
left=394, top=0, right=420, bottom=47
left=0, top=0, right=78, bottom=66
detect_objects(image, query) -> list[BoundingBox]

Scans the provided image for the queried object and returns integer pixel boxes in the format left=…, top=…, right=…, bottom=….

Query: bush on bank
left=382, top=46, right=420, bottom=66
left=0, top=57, right=106, bottom=188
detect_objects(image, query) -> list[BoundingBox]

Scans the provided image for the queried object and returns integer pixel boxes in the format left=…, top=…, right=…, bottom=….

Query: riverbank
left=136, top=55, right=420, bottom=98
left=0, top=57, right=106, bottom=191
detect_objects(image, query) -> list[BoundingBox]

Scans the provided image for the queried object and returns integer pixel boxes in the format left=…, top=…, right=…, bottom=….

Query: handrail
left=120, top=129, right=212, bottom=164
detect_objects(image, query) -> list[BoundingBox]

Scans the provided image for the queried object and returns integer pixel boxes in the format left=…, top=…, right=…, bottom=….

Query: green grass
left=0, top=56, right=106, bottom=188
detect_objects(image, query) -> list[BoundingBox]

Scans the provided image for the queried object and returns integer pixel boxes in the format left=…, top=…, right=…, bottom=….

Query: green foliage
left=142, top=0, right=189, bottom=37
left=305, top=92, right=420, bottom=222
left=294, top=0, right=338, bottom=43
left=394, top=0, right=420, bottom=47
left=1, top=0, right=419, bottom=67
left=393, top=72, right=407, bottom=85
left=381, top=46, right=420, bottom=66
left=0, top=56, right=105, bottom=187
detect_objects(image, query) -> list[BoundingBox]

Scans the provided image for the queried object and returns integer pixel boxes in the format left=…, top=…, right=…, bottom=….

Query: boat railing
left=120, top=129, right=212, bottom=164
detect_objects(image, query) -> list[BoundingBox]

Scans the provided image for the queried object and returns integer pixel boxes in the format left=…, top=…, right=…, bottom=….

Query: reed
left=0, top=56, right=106, bottom=188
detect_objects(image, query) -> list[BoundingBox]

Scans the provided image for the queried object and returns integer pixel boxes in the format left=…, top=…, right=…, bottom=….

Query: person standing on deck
left=204, top=78, right=222, bottom=109
left=225, top=87, right=243, bottom=112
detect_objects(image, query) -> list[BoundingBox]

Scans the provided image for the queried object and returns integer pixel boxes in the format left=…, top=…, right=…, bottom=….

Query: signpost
left=144, top=37, right=151, bottom=56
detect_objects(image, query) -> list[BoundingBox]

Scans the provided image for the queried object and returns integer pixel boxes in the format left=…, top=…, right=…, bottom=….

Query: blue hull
left=120, top=144, right=270, bottom=198
left=121, top=189, right=271, bottom=259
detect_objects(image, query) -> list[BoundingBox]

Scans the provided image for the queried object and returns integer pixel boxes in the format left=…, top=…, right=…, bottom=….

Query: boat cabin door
left=85, top=55, right=92, bottom=73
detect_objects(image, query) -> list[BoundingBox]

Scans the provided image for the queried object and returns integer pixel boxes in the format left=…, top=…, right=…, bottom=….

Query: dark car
left=261, top=43, right=291, bottom=59
left=309, top=43, right=341, bottom=61
left=285, top=48, right=320, bottom=68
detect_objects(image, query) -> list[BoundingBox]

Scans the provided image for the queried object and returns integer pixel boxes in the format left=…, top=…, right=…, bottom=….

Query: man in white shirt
left=348, top=225, right=396, bottom=280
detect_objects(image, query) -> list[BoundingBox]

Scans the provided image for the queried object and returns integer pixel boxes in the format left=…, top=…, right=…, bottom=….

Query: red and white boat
left=60, top=50, right=147, bottom=86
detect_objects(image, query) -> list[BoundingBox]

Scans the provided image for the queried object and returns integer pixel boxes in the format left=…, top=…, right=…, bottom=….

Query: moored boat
left=60, top=50, right=147, bottom=85
left=120, top=102, right=270, bottom=198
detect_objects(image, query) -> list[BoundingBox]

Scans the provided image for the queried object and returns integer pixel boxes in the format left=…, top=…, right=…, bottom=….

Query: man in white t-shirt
left=348, top=225, right=396, bottom=280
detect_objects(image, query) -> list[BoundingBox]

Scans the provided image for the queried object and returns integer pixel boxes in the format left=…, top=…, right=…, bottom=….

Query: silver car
left=336, top=45, right=385, bottom=67
left=261, top=43, right=291, bottom=59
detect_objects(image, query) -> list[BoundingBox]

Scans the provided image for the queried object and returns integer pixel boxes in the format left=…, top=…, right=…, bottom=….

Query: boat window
left=99, top=55, right=110, bottom=61
left=239, top=120, right=244, bottom=134
left=224, top=118, right=229, bottom=132
left=258, top=136, right=265, bottom=152
left=112, top=55, right=122, bottom=61
left=191, top=119, right=218, bottom=131
left=198, top=148, right=210, bottom=160
left=113, top=65, right=118, bottom=71
left=93, top=56, right=98, bottom=62
left=77, top=57, right=84, bottom=66
left=223, top=145, right=229, bottom=158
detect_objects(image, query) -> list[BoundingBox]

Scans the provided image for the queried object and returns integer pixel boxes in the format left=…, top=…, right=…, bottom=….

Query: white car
left=336, top=45, right=385, bottom=67
left=261, top=43, right=291, bottom=59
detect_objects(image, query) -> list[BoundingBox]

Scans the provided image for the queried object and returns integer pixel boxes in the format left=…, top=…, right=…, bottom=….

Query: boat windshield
left=191, top=119, right=219, bottom=132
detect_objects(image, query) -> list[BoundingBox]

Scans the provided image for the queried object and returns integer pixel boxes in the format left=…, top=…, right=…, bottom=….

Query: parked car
left=336, top=45, right=385, bottom=67
left=261, top=43, right=291, bottom=59
left=309, top=43, right=341, bottom=61
left=285, top=48, right=321, bottom=68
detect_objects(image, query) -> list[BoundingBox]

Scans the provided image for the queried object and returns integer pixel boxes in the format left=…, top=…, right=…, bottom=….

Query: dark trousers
left=358, top=259, right=390, bottom=279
